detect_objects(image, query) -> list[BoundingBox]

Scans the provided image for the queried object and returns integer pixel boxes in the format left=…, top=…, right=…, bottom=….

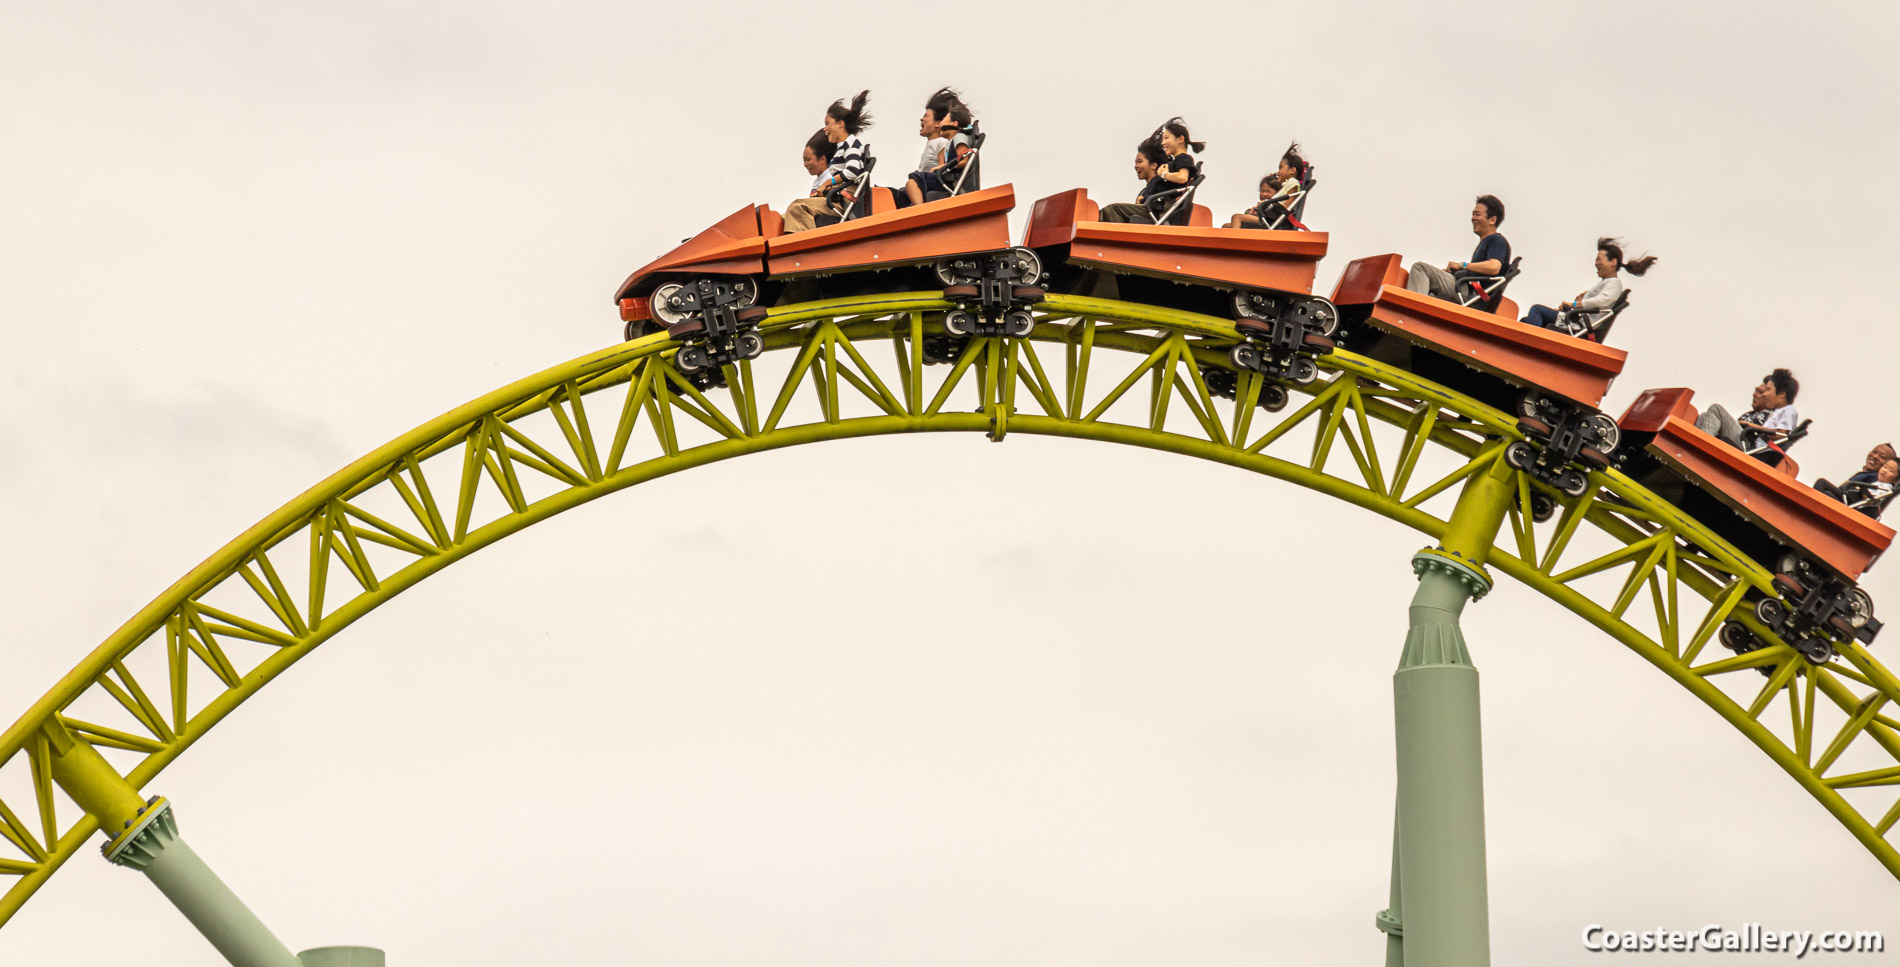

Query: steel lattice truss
left=4, top=292, right=1900, bottom=926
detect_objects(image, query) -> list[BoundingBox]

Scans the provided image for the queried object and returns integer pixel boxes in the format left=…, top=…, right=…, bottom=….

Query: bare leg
left=906, top=177, right=925, bottom=207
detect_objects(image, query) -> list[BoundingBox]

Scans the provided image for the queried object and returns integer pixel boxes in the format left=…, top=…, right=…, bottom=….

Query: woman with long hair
left=1522, top=237, right=1658, bottom=338
left=784, top=90, right=874, bottom=233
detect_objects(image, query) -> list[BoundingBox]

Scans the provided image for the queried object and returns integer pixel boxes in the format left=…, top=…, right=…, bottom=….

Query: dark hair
left=828, top=90, right=873, bottom=135
left=1475, top=194, right=1505, bottom=225
left=1137, top=136, right=1168, bottom=166
left=805, top=129, right=836, bottom=164
left=1597, top=237, right=1659, bottom=277
left=940, top=102, right=974, bottom=131
left=1280, top=141, right=1310, bottom=185
left=1764, top=368, right=1800, bottom=403
left=1156, top=117, right=1205, bottom=154
left=924, top=86, right=969, bottom=123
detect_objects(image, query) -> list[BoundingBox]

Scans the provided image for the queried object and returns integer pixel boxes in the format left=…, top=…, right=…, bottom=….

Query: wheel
left=1234, top=317, right=1273, bottom=338
left=1232, top=290, right=1273, bottom=321
left=1009, top=247, right=1043, bottom=284
left=667, top=319, right=706, bottom=339
left=1847, top=588, right=1875, bottom=628
left=1229, top=343, right=1262, bottom=372
left=1798, top=637, right=1836, bottom=665
left=1777, top=551, right=1805, bottom=576
left=1301, top=333, right=1336, bottom=352
left=1258, top=384, right=1289, bottom=412
left=676, top=345, right=709, bottom=374
left=1289, top=357, right=1318, bottom=385
left=1585, top=412, right=1620, bottom=452
left=1302, top=299, right=1338, bottom=336
left=1201, top=366, right=1237, bottom=401
left=1011, top=286, right=1046, bottom=303
left=1755, top=596, right=1788, bottom=629
left=1516, top=391, right=1544, bottom=420
left=729, top=277, right=759, bottom=308
left=1528, top=493, right=1556, bottom=523
left=1556, top=469, right=1590, bottom=498
left=945, top=310, right=975, bottom=337
left=1577, top=447, right=1611, bottom=471
left=1504, top=440, right=1538, bottom=471
left=1516, top=417, right=1552, bottom=440
left=651, top=283, right=690, bottom=325
left=735, top=306, right=769, bottom=324
left=737, top=332, right=764, bottom=360
left=624, top=319, right=640, bottom=342
left=933, top=260, right=964, bottom=287
left=1720, top=621, right=1758, bottom=653
left=1828, top=615, right=1857, bottom=638
left=942, top=284, right=980, bottom=301
left=1005, top=310, right=1034, bottom=338
left=1771, top=573, right=1806, bottom=600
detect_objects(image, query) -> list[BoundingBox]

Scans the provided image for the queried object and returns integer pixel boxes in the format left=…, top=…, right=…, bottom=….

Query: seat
left=1747, top=417, right=1811, bottom=468
left=1457, top=255, right=1521, bottom=313
left=1578, top=289, right=1631, bottom=343
left=922, top=122, right=985, bottom=203
left=815, top=154, right=880, bottom=227
left=1146, top=172, right=1206, bottom=226
left=1265, top=173, right=1316, bottom=230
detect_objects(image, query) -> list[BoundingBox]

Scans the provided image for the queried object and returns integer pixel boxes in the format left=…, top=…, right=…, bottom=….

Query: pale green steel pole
left=106, top=802, right=304, bottom=967
left=1379, top=811, right=1403, bottom=967
left=1387, top=453, right=1514, bottom=967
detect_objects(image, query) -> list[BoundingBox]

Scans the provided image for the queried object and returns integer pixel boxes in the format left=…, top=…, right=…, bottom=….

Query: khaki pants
left=782, top=196, right=834, bottom=233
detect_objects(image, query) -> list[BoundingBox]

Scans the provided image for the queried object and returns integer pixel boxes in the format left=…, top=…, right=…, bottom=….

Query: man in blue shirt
left=1407, top=195, right=1510, bottom=306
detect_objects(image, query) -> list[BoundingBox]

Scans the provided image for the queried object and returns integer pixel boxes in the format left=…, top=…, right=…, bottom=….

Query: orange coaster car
left=613, top=186, right=1030, bottom=375
left=1332, top=253, right=1630, bottom=499
left=1617, top=387, right=1891, bottom=664
left=1024, top=187, right=1335, bottom=406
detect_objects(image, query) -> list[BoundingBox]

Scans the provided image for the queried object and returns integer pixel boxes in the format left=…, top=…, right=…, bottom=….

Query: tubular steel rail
left=4, top=292, right=1900, bottom=928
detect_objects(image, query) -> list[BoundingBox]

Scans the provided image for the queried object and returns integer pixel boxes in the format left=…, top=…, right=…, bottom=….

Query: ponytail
left=828, top=90, right=873, bottom=135
left=1598, top=237, right=1659, bottom=277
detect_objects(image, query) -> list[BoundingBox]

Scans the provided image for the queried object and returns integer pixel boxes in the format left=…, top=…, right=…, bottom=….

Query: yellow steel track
left=3, top=292, right=1899, bottom=926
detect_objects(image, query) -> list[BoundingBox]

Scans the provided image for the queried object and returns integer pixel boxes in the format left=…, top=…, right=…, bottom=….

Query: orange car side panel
left=764, top=185, right=1015, bottom=277
left=614, top=203, right=770, bottom=301
left=1023, top=189, right=1327, bottom=294
left=1619, top=388, right=1895, bottom=580
left=1329, top=255, right=1628, bottom=409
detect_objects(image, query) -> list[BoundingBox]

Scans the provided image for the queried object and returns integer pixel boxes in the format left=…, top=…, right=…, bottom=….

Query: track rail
left=3, top=292, right=1899, bottom=926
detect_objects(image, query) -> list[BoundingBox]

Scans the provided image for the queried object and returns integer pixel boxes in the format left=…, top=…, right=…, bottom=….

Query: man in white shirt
left=1695, top=368, right=1801, bottom=460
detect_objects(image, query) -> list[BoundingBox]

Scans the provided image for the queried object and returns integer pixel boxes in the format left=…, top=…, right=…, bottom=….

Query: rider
left=904, top=90, right=976, bottom=206
left=1226, top=142, right=1309, bottom=229
left=1521, top=238, right=1658, bottom=336
left=898, top=87, right=961, bottom=206
left=1101, top=118, right=1203, bottom=225
left=1097, top=137, right=1169, bottom=223
left=784, top=90, right=873, bottom=233
left=1815, top=443, right=1896, bottom=505
left=801, top=129, right=836, bottom=194
left=1407, top=195, right=1510, bottom=305
left=1694, top=369, right=1800, bottom=458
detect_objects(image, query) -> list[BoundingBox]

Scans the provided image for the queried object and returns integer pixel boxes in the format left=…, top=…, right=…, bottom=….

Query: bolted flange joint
left=103, top=796, right=172, bottom=868
left=1375, top=907, right=1403, bottom=936
left=1412, top=547, right=1493, bottom=601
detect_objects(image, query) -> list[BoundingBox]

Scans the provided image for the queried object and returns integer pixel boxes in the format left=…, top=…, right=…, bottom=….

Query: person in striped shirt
left=784, top=90, right=874, bottom=233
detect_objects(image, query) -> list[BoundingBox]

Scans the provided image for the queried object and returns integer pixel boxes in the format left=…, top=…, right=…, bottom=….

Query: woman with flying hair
left=783, top=90, right=874, bottom=233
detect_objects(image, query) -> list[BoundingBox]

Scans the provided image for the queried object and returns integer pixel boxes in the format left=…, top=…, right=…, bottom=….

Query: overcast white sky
left=4, top=2, right=1900, bottom=965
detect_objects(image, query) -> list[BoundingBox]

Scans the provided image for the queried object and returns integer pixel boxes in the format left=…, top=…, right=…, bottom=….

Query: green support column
left=36, top=718, right=377, bottom=967
left=1384, top=451, right=1514, bottom=967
